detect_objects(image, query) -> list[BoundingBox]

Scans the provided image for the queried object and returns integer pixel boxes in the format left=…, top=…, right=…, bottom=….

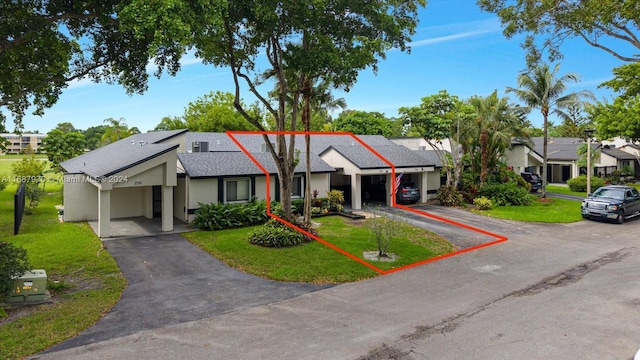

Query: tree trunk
left=542, top=110, right=548, bottom=198
left=302, top=77, right=312, bottom=225
left=479, top=130, right=489, bottom=185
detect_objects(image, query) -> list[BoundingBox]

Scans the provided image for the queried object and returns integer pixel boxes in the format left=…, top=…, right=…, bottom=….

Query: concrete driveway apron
left=44, top=233, right=330, bottom=353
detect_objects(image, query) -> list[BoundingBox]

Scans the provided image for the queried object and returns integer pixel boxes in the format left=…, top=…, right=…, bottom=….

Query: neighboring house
left=61, top=130, right=442, bottom=237
left=599, top=146, right=640, bottom=178
left=530, top=137, right=586, bottom=183
left=0, top=133, right=46, bottom=154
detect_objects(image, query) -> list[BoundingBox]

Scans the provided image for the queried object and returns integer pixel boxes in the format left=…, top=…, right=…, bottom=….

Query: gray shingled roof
left=321, top=144, right=433, bottom=169
left=414, top=150, right=443, bottom=167
left=602, top=147, right=638, bottom=160
left=178, top=152, right=335, bottom=178
left=61, top=142, right=177, bottom=178
left=531, top=137, right=592, bottom=161
left=61, top=130, right=184, bottom=178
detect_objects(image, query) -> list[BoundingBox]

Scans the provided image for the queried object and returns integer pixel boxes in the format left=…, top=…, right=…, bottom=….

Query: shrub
left=327, top=190, right=345, bottom=211
left=436, top=185, right=464, bottom=207
left=193, top=199, right=269, bottom=230
left=292, top=199, right=305, bottom=215
left=478, top=182, right=532, bottom=206
left=366, top=207, right=404, bottom=257
left=567, top=175, right=606, bottom=192
left=248, top=220, right=310, bottom=248
left=0, top=242, right=30, bottom=299
left=473, top=196, right=493, bottom=210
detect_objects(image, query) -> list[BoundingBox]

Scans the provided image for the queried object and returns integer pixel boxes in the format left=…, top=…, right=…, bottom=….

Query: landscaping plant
left=0, top=242, right=30, bottom=301
left=366, top=208, right=404, bottom=257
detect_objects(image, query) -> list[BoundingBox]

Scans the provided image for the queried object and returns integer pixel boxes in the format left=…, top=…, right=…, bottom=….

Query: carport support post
left=351, top=174, right=361, bottom=210
left=161, top=185, right=173, bottom=232
left=98, top=189, right=111, bottom=238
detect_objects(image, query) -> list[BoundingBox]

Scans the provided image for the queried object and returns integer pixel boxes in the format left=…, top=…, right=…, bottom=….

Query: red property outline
left=226, top=130, right=508, bottom=275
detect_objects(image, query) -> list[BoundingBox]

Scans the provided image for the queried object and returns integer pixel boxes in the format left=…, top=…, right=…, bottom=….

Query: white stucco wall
left=174, top=177, right=188, bottom=222
left=111, top=187, right=147, bottom=219
left=425, top=171, right=441, bottom=199
left=188, top=178, right=218, bottom=209
left=63, top=174, right=98, bottom=221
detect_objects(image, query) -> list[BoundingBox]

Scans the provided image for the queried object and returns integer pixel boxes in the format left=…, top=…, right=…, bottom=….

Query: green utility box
left=5, top=269, right=47, bottom=303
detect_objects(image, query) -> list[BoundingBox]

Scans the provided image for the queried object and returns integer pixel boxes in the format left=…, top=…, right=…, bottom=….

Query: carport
left=61, top=137, right=179, bottom=238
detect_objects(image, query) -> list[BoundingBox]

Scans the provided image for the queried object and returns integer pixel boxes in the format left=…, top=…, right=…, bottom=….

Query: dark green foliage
left=567, top=175, right=606, bottom=192
left=478, top=183, right=533, bottom=206
left=193, top=200, right=269, bottom=230
left=436, top=185, right=464, bottom=207
left=248, top=220, right=310, bottom=248
left=0, top=242, right=30, bottom=299
left=292, top=199, right=305, bottom=215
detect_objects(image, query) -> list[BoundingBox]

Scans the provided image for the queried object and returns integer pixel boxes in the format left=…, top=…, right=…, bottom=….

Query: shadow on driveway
left=374, top=204, right=544, bottom=249
left=45, top=234, right=331, bottom=352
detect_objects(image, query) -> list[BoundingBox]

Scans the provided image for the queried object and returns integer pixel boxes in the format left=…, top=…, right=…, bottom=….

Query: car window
left=593, top=188, right=625, bottom=200
left=632, top=189, right=640, bottom=197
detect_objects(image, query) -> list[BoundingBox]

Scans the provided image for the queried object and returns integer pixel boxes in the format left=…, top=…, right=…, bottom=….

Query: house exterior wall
left=598, top=153, right=618, bottom=167
left=309, top=173, right=331, bottom=197
left=425, top=171, right=441, bottom=199
left=63, top=174, right=98, bottom=221
left=112, top=164, right=165, bottom=188
left=390, top=137, right=452, bottom=152
left=174, top=177, right=188, bottom=222
left=188, top=178, right=218, bottom=209
left=504, top=146, right=527, bottom=173
left=111, top=187, right=146, bottom=219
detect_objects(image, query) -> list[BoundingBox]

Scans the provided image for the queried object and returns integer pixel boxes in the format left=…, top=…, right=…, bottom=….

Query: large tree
left=399, top=90, right=474, bottom=188
left=182, top=91, right=259, bottom=132
left=332, top=110, right=403, bottom=137
left=153, top=116, right=187, bottom=132
left=0, top=1, right=194, bottom=131
left=478, top=0, right=640, bottom=65
left=83, top=125, right=106, bottom=150
left=101, top=117, right=133, bottom=145
left=600, top=62, right=640, bottom=99
left=468, top=91, right=529, bottom=185
left=507, top=63, right=593, bottom=197
left=41, top=129, right=86, bottom=173
left=144, top=0, right=423, bottom=221
left=590, top=95, right=640, bottom=142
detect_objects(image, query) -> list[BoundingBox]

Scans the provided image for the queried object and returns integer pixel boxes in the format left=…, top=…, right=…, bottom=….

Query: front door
left=152, top=186, right=162, bottom=218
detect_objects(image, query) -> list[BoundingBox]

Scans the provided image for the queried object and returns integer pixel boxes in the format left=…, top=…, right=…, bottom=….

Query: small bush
left=327, top=190, right=345, bottom=211
left=567, top=175, right=606, bottom=192
left=437, top=185, right=464, bottom=207
left=473, top=196, right=493, bottom=210
left=292, top=199, right=305, bottom=215
left=193, top=199, right=269, bottom=230
left=248, top=220, right=310, bottom=248
left=478, top=182, right=532, bottom=206
left=0, top=242, right=31, bottom=299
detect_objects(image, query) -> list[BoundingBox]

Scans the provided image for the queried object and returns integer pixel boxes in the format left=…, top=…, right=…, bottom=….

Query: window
left=291, top=175, right=303, bottom=198
left=225, top=178, right=251, bottom=203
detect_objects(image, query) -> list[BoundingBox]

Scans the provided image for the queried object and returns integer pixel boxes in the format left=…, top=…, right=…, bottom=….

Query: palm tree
left=468, top=91, right=528, bottom=185
left=506, top=63, right=594, bottom=197
left=101, top=117, right=132, bottom=145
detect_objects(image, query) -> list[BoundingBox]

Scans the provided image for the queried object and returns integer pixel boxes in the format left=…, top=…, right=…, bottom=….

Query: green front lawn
left=0, top=183, right=126, bottom=360
left=472, top=196, right=583, bottom=223
left=183, top=216, right=456, bottom=283
left=546, top=185, right=587, bottom=197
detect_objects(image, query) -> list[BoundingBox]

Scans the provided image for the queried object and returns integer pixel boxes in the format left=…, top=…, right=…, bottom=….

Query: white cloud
left=410, top=18, right=502, bottom=47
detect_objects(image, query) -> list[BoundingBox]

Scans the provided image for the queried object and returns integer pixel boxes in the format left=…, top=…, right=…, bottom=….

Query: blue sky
left=20, top=0, right=625, bottom=134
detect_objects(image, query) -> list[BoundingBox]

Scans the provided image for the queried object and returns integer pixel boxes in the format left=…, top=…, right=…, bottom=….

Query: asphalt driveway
left=44, top=234, right=330, bottom=353
left=376, top=204, right=548, bottom=249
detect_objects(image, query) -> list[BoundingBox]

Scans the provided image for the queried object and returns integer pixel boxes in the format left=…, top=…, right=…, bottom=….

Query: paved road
left=32, top=211, right=640, bottom=360
left=41, top=234, right=330, bottom=353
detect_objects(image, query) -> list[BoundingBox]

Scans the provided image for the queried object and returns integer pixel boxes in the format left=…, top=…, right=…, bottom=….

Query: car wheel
left=616, top=210, right=625, bottom=224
